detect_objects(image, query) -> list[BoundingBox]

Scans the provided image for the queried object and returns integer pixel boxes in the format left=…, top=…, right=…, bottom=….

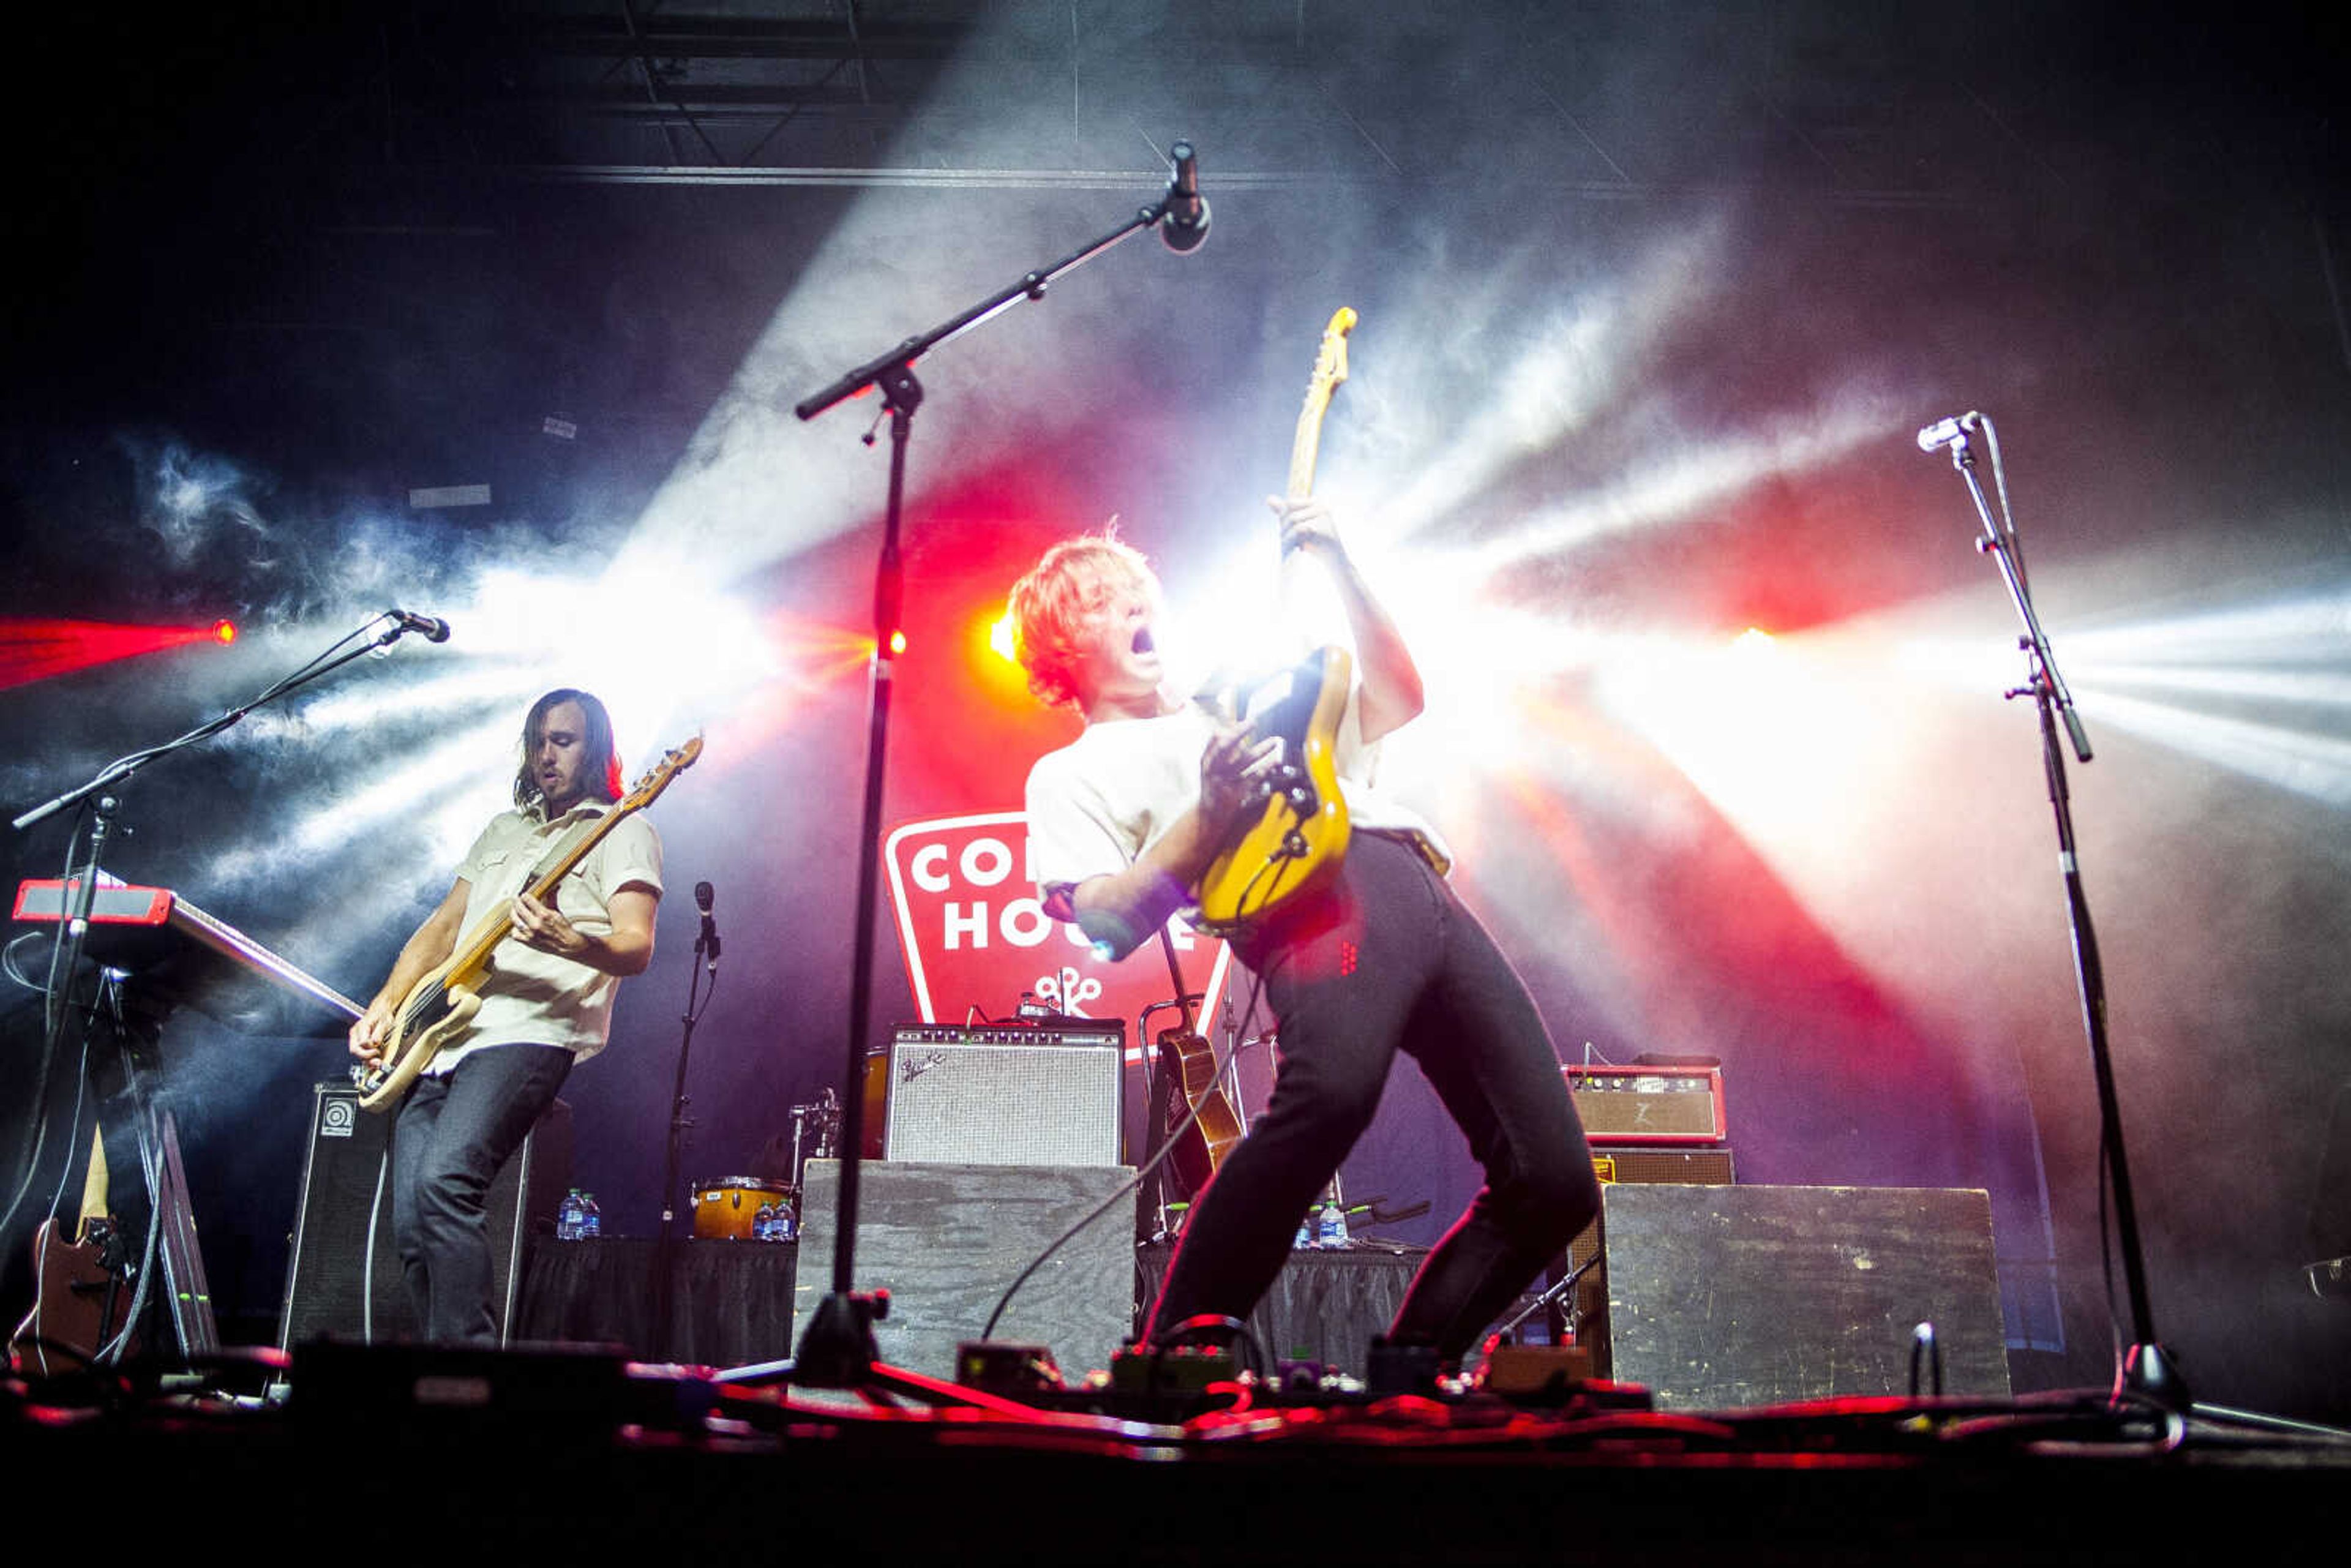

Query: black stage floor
left=7, top=1345, right=2343, bottom=1566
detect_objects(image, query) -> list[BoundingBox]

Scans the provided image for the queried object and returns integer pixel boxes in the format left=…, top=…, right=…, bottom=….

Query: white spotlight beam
left=2071, top=688, right=2351, bottom=809
left=1466, top=401, right=1892, bottom=572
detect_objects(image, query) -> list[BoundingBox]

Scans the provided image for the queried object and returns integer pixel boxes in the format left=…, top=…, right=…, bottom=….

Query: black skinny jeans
left=1144, top=833, right=1600, bottom=1362
left=391, top=1042, right=571, bottom=1344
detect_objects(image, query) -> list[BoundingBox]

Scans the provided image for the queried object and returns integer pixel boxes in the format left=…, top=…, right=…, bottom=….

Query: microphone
left=694, top=879, right=721, bottom=966
left=1915, top=411, right=1981, bottom=452
left=386, top=608, right=452, bottom=643
left=1160, top=140, right=1210, bottom=254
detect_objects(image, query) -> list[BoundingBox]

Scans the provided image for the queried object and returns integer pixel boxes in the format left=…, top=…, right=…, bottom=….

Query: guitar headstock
left=1288, top=306, right=1360, bottom=503
left=621, top=734, right=705, bottom=809
left=1303, top=306, right=1359, bottom=419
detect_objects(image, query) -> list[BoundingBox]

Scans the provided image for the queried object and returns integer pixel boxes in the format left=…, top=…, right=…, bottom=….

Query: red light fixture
left=0, top=618, right=234, bottom=691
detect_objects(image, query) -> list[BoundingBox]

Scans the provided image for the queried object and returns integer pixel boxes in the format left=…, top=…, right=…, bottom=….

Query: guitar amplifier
left=278, top=1082, right=570, bottom=1348
left=883, top=1024, right=1125, bottom=1167
left=1564, top=1065, right=1727, bottom=1146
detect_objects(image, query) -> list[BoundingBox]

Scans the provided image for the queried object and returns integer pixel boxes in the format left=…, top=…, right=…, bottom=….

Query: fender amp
left=883, top=1023, right=1125, bottom=1166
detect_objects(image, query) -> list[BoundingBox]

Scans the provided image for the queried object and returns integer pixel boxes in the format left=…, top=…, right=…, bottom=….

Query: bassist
left=1011, top=501, right=1599, bottom=1369
left=347, top=689, right=661, bottom=1345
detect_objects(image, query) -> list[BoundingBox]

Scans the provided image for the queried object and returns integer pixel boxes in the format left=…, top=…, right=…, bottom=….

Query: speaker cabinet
left=277, top=1081, right=571, bottom=1348
left=793, top=1158, right=1137, bottom=1379
left=1600, top=1184, right=2011, bottom=1409
left=883, top=1025, right=1125, bottom=1167
left=1558, top=1148, right=1736, bottom=1358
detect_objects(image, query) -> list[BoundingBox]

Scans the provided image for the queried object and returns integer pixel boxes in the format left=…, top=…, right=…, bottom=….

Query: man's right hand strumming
left=348, top=999, right=392, bottom=1067
left=1198, top=719, right=1280, bottom=838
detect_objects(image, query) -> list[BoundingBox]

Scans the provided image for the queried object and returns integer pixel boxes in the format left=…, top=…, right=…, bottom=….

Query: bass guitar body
left=1193, top=645, right=1354, bottom=935
left=9, top=1131, right=136, bottom=1376
left=9, top=1218, right=136, bottom=1376
left=351, top=970, right=484, bottom=1112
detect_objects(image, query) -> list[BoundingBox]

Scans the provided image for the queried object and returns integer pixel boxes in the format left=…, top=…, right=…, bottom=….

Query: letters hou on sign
left=902, top=830, right=1201, bottom=957
left=884, top=812, right=1230, bottom=1041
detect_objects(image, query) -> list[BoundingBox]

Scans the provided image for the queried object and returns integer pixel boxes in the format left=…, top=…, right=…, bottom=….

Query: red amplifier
left=1563, top=1065, right=1727, bottom=1146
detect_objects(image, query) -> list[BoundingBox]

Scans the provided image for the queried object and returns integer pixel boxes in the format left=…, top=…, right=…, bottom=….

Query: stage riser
left=277, top=1082, right=571, bottom=1348
left=793, top=1158, right=1136, bottom=1379
left=1601, top=1184, right=2011, bottom=1408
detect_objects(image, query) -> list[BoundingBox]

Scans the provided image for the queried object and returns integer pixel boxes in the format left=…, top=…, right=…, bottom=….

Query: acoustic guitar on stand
left=351, top=737, right=703, bottom=1112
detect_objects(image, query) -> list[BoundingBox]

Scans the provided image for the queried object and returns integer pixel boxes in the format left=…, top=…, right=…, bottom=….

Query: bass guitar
left=353, top=736, right=703, bottom=1112
left=1192, top=306, right=1359, bottom=935
left=9, top=1130, right=137, bottom=1376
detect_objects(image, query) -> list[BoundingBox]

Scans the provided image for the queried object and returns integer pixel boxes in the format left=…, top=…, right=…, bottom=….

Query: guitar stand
left=1491, top=1249, right=1600, bottom=1346
left=786, top=152, right=1196, bottom=1393
left=48, top=969, right=222, bottom=1371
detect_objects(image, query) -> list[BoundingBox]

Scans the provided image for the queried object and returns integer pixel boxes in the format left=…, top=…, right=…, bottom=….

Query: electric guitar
left=352, top=737, right=703, bottom=1112
left=1192, top=307, right=1359, bottom=935
left=9, top=1130, right=136, bottom=1376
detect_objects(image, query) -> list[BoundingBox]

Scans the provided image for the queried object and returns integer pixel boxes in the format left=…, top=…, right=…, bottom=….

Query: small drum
left=689, top=1177, right=790, bottom=1240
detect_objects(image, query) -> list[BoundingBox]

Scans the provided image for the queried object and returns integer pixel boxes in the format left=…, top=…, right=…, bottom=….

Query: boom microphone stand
left=1924, top=411, right=2185, bottom=1409
left=7, top=612, right=448, bottom=1363
left=788, top=144, right=1210, bottom=1387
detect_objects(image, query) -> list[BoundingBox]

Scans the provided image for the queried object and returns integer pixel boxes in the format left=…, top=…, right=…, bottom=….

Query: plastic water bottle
left=557, top=1188, right=583, bottom=1241
left=1314, top=1199, right=1349, bottom=1250
left=578, top=1192, right=601, bottom=1239
left=753, top=1202, right=776, bottom=1242
left=1294, top=1215, right=1313, bottom=1249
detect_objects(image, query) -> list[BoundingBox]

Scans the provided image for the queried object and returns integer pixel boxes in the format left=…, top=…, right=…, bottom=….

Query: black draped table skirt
left=1134, top=1243, right=1424, bottom=1367
left=515, top=1236, right=1424, bottom=1371
left=514, top=1238, right=799, bottom=1367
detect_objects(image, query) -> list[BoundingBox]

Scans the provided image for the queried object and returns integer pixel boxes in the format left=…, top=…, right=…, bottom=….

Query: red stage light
left=0, top=618, right=226, bottom=692
left=212, top=618, right=238, bottom=645
left=889, top=630, right=908, bottom=656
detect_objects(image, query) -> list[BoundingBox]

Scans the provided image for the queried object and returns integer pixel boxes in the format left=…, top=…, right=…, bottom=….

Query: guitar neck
left=1277, top=306, right=1357, bottom=653
left=1288, top=396, right=1329, bottom=501
left=77, top=1127, right=108, bottom=1239
left=445, top=806, right=632, bottom=986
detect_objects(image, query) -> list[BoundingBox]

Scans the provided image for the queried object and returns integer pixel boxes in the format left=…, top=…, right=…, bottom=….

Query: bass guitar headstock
left=620, top=734, right=705, bottom=811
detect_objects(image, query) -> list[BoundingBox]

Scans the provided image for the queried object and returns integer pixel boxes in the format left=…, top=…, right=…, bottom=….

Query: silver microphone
left=1916, top=411, right=1981, bottom=452
left=1160, top=141, right=1210, bottom=255
left=386, top=608, right=452, bottom=643
left=694, top=879, right=721, bottom=967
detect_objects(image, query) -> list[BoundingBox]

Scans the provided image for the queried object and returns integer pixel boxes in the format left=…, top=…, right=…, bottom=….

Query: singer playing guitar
left=348, top=689, right=661, bottom=1344
left=1011, top=500, right=1599, bottom=1369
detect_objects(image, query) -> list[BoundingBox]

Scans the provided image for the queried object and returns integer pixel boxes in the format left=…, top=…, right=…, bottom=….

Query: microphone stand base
left=2115, top=1340, right=2191, bottom=1413
left=792, top=1290, right=888, bottom=1388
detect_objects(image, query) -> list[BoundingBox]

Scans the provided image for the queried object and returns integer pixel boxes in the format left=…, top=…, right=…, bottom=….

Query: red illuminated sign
left=883, top=811, right=1234, bottom=1057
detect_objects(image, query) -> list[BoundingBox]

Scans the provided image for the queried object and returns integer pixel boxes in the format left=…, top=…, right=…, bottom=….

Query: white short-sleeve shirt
left=430, top=800, right=664, bottom=1073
